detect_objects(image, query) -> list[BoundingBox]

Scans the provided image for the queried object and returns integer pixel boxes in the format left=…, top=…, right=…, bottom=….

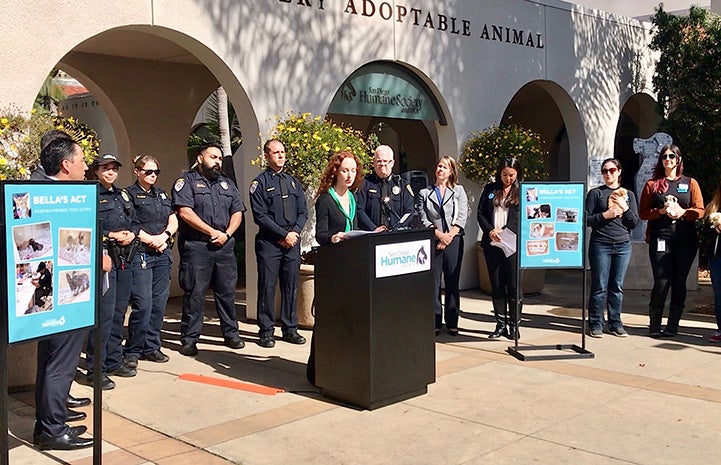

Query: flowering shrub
left=459, top=124, right=548, bottom=185
left=0, top=107, right=99, bottom=180
left=254, top=112, right=376, bottom=190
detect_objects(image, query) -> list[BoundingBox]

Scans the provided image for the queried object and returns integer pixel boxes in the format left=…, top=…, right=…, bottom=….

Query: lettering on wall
left=278, top=0, right=544, bottom=49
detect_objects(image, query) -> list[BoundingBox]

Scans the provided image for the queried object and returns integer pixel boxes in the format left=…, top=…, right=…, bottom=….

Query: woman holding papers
left=419, top=156, right=469, bottom=337
left=585, top=158, right=639, bottom=338
left=477, top=157, right=522, bottom=339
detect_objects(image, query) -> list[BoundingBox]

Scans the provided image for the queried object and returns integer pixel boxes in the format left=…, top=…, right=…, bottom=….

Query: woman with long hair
left=704, top=182, right=721, bottom=342
left=123, top=155, right=177, bottom=367
left=585, top=158, right=640, bottom=338
left=639, top=145, right=704, bottom=337
left=418, top=156, right=469, bottom=336
left=477, top=157, right=522, bottom=339
left=314, top=150, right=364, bottom=245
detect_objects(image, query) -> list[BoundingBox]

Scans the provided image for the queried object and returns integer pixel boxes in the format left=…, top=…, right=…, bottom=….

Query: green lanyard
left=328, top=187, right=356, bottom=232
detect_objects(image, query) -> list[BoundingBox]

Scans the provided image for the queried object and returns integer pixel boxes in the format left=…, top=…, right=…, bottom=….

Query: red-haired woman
left=639, top=145, right=704, bottom=337
left=314, top=151, right=364, bottom=245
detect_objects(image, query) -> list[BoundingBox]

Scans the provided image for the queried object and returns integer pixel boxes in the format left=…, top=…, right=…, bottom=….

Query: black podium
left=314, top=229, right=436, bottom=409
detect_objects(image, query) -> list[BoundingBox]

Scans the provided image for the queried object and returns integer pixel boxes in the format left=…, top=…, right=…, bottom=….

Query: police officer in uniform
left=172, top=143, right=246, bottom=356
left=32, top=137, right=93, bottom=450
left=356, top=145, right=415, bottom=231
left=250, top=139, right=308, bottom=348
left=123, top=155, right=177, bottom=367
left=86, top=153, right=138, bottom=390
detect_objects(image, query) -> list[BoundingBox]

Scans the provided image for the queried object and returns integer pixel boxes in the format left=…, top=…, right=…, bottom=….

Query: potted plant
left=459, top=123, right=548, bottom=295
left=256, top=112, right=376, bottom=327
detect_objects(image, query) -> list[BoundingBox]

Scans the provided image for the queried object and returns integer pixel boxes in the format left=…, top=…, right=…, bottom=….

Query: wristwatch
left=164, top=230, right=172, bottom=238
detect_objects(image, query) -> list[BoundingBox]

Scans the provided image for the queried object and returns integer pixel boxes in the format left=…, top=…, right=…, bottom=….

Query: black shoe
left=224, top=336, right=245, bottom=349
left=86, top=374, right=116, bottom=390
left=33, top=425, right=87, bottom=445
left=661, top=329, right=678, bottom=338
left=488, top=325, right=506, bottom=339
left=505, top=326, right=520, bottom=340
left=447, top=329, right=459, bottom=337
left=108, top=364, right=137, bottom=378
left=282, top=332, right=306, bottom=345
left=67, top=395, right=90, bottom=408
left=180, top=341, right=198, bottom=356
left=38, top=432, right=93, bottom=450
left=123, top=353, right=139, bottom=369
left=258, top=333, right=276, bottom=348
left=65, top=409, right=86, bottom=422
left=142, top=350, right=170, bottom=363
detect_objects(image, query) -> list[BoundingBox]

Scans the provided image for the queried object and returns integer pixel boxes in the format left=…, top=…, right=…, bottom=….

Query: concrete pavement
left=6, top=270, right=721, bottom=464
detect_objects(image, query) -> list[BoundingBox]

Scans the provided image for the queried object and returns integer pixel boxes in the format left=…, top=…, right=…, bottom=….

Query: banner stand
left=506, top=182, right=594, bottom=362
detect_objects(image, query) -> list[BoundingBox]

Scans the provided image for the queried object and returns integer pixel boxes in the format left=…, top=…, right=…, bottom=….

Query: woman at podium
left=418, top=156, right=469, bottom=336
left=315, top=151, right=364, bottom=245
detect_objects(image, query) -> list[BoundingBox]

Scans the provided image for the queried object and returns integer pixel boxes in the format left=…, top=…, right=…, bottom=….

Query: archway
left=501, top=80, right=587, bottom=182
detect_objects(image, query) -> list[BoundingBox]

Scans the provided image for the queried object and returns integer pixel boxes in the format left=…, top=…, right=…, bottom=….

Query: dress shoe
left=107, top=364, right=137, bottom=378
left=142, top=349, right=170, bottom=363
left=86, top=374, right=116, bottom=390
left=67, top=395, right=91, bottom=408
left=33, top=425, right=87, bottom=445
left=123, top=353, right=139, bottom=369
left=65, top=409, right=86, bottom=422
left=282, top=332, right=306, bottom=345
left=38, top=432, right=93, bottom=451
left=180, top=341, right=198, bottom=356
left=224, top=336, right=245, bottom=349
left=488, top=325, right=506, bottom=339
left=447, top=329, right=459, bottom=337
left=258, top=333, right=276, bottom=348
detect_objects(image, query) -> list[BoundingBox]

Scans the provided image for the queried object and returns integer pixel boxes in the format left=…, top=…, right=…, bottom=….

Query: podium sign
left=315, top=229, right=435, bottom=409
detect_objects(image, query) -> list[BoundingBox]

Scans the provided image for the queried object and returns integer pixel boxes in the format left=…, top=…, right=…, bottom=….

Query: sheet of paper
left=490, top=228, right=517, bottom=257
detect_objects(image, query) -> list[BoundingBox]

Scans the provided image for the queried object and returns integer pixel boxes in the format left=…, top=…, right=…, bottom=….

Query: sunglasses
left=661, top=153, right=677, bottom=160
left=601, top=167, right=618, bottom=175
left=141, top=169, right=161, bottom=176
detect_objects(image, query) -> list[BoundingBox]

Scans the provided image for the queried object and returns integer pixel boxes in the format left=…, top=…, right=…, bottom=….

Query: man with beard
left=172, top=143, right=246, bottom=356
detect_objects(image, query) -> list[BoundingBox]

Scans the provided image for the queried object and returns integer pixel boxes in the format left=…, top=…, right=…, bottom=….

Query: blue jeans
left=711, top=256, right=721, bottom=330
left=126, top=250, right=172, bottom=356
left=588, top=241, right=631, bottom=331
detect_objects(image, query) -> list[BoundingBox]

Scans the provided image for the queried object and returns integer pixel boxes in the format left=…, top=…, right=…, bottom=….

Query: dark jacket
left=477, top=182, right=519, bottom=248
left=315, top=191, right=357, bottom=246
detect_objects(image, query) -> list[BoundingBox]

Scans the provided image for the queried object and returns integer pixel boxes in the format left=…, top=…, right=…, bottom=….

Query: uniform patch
left=121, top=191, right=130, bottom=202
left=174, top=178, right=185, bottom=192
left=392, top=185, right=401, bottom=195
left=220, top=181, right=229, bottom=190
left=250, top=180, right=259, bottom=194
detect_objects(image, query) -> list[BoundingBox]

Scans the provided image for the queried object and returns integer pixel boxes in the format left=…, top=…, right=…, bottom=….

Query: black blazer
left=315, top=191, right=358, bottom=246
left=476, top=182, right=519, bottom=248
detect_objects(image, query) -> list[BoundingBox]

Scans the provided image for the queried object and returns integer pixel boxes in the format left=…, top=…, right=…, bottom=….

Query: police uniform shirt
left=98, top=184, right=135, bottom=236
left=126, top=182, right=174, bottom=236
left=357, top=173, right=414, bottom=230
left=171, top=169, right=246, bottom=241
left=249, top=168, right=308, bottom=241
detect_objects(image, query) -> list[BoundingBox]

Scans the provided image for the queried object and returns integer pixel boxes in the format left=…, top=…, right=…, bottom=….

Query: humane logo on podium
left=375, top=239, right=432, bottom=278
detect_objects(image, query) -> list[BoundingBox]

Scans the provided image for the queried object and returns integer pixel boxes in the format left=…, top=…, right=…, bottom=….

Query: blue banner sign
left=520, top=182, right=585, bottom=269
left=3, top=182, right=97, bottom=344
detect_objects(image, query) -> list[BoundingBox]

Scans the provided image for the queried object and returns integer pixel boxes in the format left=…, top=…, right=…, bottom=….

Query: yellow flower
left=0, top=118, right=7, bottom=125
left=0, top=157, right=7, bottom=166
left=287, top=126, right=296, bottom=132
left=322, top=143, right=330, bottom=151
left=312, top=133, right=322, bottom=141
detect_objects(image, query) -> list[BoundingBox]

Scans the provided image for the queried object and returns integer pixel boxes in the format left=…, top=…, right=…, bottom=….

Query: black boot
left=662, top=306, right=683, bottom=337
left=488, top=297, right=507, bottom=339
left=648, top=306, right=663, bottom=337
left=506, top=298, right=522, bottom=340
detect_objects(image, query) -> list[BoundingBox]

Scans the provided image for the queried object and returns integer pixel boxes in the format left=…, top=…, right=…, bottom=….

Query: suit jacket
left=315, top=191, right=358, bottom=246
left=418, top=183, right=468, bottom=234
left=477, top=182, right=519, bottom=248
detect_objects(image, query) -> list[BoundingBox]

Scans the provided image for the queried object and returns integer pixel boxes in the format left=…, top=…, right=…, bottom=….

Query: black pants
left=648, top=236, right=697, bottom=313
left=433, top=235, right=464, bottom=330
left=179, top=239, right=239, bottom=344
left=483, top=245, right=518, bottom=321
left=255, top=236, right=300, bottom=336
left=35, top=330, right=86, bottom=437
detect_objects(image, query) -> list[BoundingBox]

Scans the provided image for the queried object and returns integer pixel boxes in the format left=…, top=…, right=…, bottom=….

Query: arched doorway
left=327, top=61, right=448, bottom=185
left=501, top=80, right=586, bottom=182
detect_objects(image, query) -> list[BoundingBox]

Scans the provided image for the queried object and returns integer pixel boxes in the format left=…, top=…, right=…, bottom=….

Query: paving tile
left=154, top=449, right=236, bottom=465
left=126, top=437, right=196, bottom=461
left=70, top=449, right=146, bottom=465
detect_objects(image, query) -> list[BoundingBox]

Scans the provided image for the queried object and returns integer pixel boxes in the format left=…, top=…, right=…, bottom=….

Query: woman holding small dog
left=704, top=183, right=721, bottom=342
left=639, top=145, right=704, bottom=337
left=585, top=158, right=640, bottom=337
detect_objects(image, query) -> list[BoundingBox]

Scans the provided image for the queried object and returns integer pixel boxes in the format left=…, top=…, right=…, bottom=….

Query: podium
left=314, top=229, right=436, bottom=409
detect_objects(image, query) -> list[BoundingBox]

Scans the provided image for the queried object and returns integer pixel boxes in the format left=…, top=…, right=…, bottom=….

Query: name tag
left=678, top=183, right=689, bottom=193
left=657, top=239, right=666, bottom=253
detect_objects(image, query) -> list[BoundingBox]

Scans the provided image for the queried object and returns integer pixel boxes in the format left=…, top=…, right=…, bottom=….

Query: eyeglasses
left=661, top=153, right=677, bottom=160
left=374, top=159, right=393, bottom=165
left=141, top=169, right=161, bottom=176
left=601, top=167, right=618, bottom=175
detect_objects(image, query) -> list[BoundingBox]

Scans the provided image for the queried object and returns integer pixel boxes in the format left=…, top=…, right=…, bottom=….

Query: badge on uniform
left=250, top=180, right=259, bottom=194
left=392, top=185, right=400, bottom=195
left=137, top=194, right=147, bottom=199
left=121, top=191, right=130, bottom=202
left=369, top=189, right=378, bottom=194
left=174, top=178, right=185, bottom=192
left=196, top=182, right=206, bottom=189
left=160, top=193, right=167, bottom=200
left=220, top=181, right=229, bottom=190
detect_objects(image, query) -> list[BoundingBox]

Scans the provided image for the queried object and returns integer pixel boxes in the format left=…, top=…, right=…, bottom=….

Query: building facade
left=0, top=0, right=662, bottom=316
